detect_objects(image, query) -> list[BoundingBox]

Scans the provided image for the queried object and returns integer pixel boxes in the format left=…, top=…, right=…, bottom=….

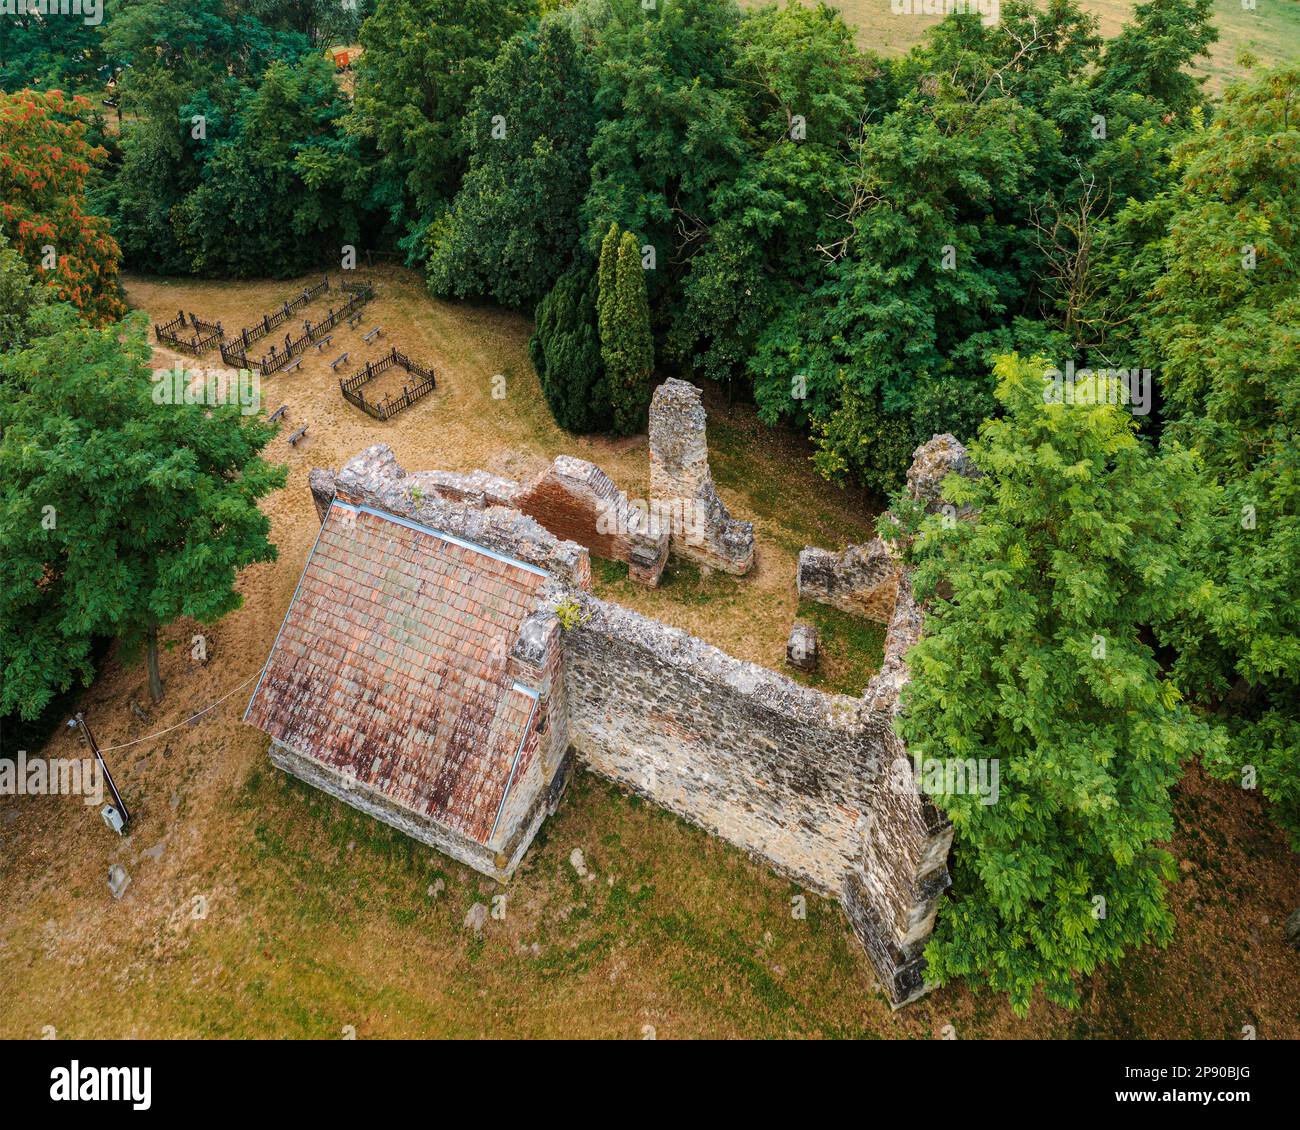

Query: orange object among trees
left=0, top=89, right=126, bottom=324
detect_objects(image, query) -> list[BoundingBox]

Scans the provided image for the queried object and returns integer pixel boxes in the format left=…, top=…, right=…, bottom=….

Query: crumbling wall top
left=906, top=433, right=979, bottom=513
left=326, top=444, right=591, bottom=589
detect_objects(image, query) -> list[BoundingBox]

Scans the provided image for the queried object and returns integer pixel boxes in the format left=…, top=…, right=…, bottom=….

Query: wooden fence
left=339, top=347, right=436, bottom=420
left=221, top=276, right=331, bottom=363
left=221, top=281, right=375, bottom=376
left=155, top=309, right=225, bottom=356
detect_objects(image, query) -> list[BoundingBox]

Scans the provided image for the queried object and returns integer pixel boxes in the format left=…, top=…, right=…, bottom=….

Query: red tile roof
left=246, top=501, right=545, bottom=845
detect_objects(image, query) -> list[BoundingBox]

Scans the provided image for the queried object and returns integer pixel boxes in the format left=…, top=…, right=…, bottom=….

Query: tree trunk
left=146, top=626, right=164, bottom=704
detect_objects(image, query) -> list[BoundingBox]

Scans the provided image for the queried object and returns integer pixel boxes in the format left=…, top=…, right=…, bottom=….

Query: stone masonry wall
left=556, top=587, right=949, bottom=1004
left=299, top=438, right=964, bottom=1006
left=309, top=445, right=592, bottom=590
left=797, top=538, right=900, bottom=622
left=648, top=378, right=754, bottom=574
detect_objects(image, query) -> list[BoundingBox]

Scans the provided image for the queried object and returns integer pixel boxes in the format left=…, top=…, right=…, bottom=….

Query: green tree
left=173, top=57, right=368, bottom=277
left=351, top=0, right=534, bottom=260
left=529, top=263, right=610, bottom=433
left=0, top=232, right=46, bottom=353
left=103, top=0, right=312, bottom=91
left=895, top=353, right=1222, bottom=1013
left=101, top=79, right=216, bottom=276
left=1142, top=67, right=1300, bottom=845
left=596, top=224, right=654, bottom=435
left=427, top=17, right=597, bottom=309
left=1091, top=0, right=1217, bottom=125
left=0, top=310, right=286, bottom=715
left=0, top=7, right=105, bottom=92
left=668, top=1, right=866, bottom=393
left=581, top=0, right=746, bottom=322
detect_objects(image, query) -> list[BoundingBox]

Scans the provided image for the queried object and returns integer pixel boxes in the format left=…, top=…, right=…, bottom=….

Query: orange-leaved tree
left=0, top=89, right=126, bottom=324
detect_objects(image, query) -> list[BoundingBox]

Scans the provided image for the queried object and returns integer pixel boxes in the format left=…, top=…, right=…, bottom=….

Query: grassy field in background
left=759, top=0, right=1300, bottom=90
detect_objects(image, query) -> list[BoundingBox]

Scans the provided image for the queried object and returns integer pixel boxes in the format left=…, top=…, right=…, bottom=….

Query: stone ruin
left=797, top=433, right=977, bottom=622
left=265, top=385, right=981, bottom=1008
left=513, top=455, right=669, bottom=586
left=906, top=433, right=980, bottom=515
left=648, top=378, right=755, bottom=575
left=798, top=539, right=899, bottom=622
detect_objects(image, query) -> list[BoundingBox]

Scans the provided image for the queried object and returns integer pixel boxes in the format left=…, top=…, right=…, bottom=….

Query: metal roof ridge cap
left=336, top=500, right=550, bottom=579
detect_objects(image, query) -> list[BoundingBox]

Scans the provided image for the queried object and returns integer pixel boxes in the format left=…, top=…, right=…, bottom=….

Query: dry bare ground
left=766, top=0, right=1300, bottom=93
left=0, top=268, right=1295, bottom=1039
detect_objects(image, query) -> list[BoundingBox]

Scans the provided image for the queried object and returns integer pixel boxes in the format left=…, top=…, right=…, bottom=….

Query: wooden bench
left=283, top=358, right=302, bottom=374
left=363, top=326, right=383, bottom=343
left=314, top=335, right=333, bottom=351
left=268, top=404, right=287, bottom=423
left=287, top=425, right=308, bottom=446
left=348, top=312, right=364, bottom=329
left=330, top=352, right=349, bottom=371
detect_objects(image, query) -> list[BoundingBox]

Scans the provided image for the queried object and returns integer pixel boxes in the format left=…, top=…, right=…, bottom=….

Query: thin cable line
left=97, top=669, right=264, bottom=753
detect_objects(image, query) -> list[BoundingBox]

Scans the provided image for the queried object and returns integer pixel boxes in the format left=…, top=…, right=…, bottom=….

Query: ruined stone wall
left=797, top=539, right=900, bottom=622
left=557, top=588, right=949, bottom=1004
left=506, top=605, right=572, bottom=809
left=309, top=445, right=592, bottom=590
left=514, top=456, right=668, bottom=586
left=846, top=575, right=953, bottom=1003
left=648, top=379, right=754, bottom=574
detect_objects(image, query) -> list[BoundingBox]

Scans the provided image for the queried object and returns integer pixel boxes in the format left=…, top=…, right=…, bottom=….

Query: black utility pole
left=70, top=713, right=130, bottom=832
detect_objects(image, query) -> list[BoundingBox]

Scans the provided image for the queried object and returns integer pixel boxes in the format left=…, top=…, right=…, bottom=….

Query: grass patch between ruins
left=790, top=599, right=889, bottom=697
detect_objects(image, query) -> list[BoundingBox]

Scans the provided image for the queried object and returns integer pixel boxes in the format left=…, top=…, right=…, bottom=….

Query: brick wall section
left=513, top=456, right=669, bottom=586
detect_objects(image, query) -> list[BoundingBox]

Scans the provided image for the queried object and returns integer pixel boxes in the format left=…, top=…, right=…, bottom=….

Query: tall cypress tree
left=597, top=224, right=654, bottom=435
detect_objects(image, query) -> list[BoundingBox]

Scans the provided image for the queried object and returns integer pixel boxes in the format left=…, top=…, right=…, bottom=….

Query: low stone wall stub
left=797, top=538, right=900, bottom=622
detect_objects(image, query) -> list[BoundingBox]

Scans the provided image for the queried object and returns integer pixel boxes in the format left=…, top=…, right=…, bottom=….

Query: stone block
left=648, top=379, right=754, bottom=575
left=787, top=622, right=819, bottom=671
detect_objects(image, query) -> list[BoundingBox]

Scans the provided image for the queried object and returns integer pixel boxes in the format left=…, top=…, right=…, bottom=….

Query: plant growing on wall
left=552, top=597, right=589, bottom=633
left=896, top=353, right=1222, bottom=1014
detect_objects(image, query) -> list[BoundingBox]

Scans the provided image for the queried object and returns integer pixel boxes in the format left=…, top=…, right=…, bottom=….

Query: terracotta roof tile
left=246, top=502, right=545, bottom=845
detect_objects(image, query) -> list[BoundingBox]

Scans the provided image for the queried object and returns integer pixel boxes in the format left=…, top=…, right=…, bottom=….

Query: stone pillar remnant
left=648, top=379, right=754, bottom=575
